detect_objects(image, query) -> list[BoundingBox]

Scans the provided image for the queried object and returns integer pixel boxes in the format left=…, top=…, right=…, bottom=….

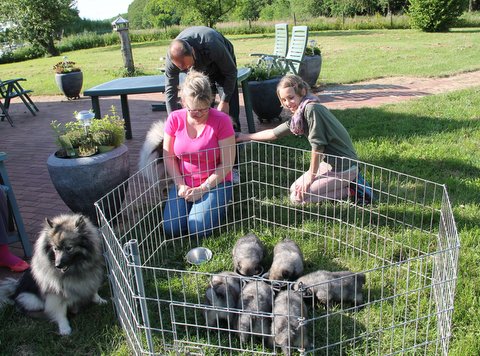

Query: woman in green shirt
left=237, top=74, right=360, bottom=204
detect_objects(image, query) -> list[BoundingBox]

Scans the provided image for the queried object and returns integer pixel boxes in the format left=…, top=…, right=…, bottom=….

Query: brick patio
left=2, top=71, right=479, bottom=278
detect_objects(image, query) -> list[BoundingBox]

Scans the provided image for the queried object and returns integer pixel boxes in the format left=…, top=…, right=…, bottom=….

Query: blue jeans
left=163, top=182, right=233, bottom=238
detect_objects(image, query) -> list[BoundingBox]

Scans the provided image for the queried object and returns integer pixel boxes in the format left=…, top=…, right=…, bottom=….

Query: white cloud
left=76, top=0, right=133, bottom=21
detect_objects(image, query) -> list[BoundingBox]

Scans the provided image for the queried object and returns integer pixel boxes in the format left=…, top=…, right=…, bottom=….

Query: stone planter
left=247, top=77, right=283, bottom=122
left=299, top=55, right=322, bottom=87
left=47, top=144, right=129, bottom=223
left=55, top=71, right=83, bottom=100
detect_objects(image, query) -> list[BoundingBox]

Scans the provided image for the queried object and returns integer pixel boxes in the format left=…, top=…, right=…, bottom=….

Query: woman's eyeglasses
left=186, top=106, right=209, bottom=115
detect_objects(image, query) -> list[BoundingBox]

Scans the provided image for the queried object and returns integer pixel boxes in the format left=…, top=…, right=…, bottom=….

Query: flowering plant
left=50, top=106, right=125, bottom=158
left=246, top=57, right=287, bottom=81
left=304, top=40, right=321, bottom=56
left=53, top=56, right=82, bottom=74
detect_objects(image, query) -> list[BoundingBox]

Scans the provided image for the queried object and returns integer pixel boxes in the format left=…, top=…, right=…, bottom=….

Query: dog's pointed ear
left=75, top=215, right=86, bottom=228
left=46, top=218, right=54, bottom=228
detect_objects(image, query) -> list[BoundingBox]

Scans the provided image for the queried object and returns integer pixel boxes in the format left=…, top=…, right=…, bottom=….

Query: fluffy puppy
left=238, top=280, right=274, bottom=345
left=272, top=290, right=309, bottom=355
left=0, top=214, right=106, bottom=335
left=268, top=239, right=304, bottom=282
left=294, top=270, right=366, bottom=307
left=205, top=271, right=242, bottom=327
left=139, top=120, right=170, bottom=196
left=232, top=233, right=265, bottom=276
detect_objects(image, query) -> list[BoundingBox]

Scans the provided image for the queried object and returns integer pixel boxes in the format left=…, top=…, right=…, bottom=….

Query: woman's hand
left=293, top=172, right=315, bottom=201
left=176, top=184, right=190, bottom=198
left=183, top=186, right=207, bottom=202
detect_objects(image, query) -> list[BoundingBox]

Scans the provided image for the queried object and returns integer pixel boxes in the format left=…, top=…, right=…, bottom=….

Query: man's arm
left=210, top=39, right=237, bottom=103
left=164, top=56, right=180, bottom=115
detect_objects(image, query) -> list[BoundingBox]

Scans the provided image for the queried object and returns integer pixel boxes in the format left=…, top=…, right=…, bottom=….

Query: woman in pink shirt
left=162, top=70, right=236, bottom=238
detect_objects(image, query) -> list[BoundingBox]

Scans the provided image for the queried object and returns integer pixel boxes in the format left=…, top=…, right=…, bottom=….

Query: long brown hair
left=276, top=74, right=310, bottom=100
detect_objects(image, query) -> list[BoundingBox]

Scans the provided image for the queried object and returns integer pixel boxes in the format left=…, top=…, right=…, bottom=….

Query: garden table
left=84, top=67, right=255, bottom=139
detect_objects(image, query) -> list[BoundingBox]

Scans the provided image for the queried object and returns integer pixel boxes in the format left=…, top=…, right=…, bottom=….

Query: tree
left=235, top=0, right=265, bottom=26
left=182, top=0, right=237, bottom=27
left=144, top=0, right=180, bottom=29
left=128, top=0, right=150, bottom=29
left=408, top=0, right=468, bottom=31
left=0, top=0, right=78, bottom=56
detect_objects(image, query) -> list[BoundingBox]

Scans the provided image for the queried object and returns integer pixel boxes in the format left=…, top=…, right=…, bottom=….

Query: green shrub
left=408, top=0, right=468, bottom=32
left=50, top=107, right=125, bottom=158
left=246, top=60, right=287, bottom=81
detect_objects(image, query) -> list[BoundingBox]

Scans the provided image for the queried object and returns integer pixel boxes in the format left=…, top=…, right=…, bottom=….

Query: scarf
left=289, top=94, right=321, bottom=136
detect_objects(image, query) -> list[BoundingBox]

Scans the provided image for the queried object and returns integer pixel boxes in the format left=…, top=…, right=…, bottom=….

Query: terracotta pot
left=47, top=144, right=129, bottom=223
left=55, top=71, right=83, bottom=100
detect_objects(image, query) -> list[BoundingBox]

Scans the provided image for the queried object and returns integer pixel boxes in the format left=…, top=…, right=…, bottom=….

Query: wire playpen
left=96, top=142, right=459, bottom=355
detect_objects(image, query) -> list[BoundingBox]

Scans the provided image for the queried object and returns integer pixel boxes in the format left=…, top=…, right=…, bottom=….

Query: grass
left=0, top=29, right=479, bottom=354
left=0, top=28, right=480, bottom=95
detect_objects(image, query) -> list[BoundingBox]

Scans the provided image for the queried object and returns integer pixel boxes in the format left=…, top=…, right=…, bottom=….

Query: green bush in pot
left=51, top=106, right=125, bottom=158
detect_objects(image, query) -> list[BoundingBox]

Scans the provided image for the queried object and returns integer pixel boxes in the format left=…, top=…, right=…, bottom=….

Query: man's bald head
left=169, top=39, right=195, bottom=71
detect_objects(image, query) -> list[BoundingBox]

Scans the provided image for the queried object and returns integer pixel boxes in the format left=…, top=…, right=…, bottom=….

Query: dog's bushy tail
left=0, top=278, right=18, bottom=307
left=139, top=120, right=166, bottom=183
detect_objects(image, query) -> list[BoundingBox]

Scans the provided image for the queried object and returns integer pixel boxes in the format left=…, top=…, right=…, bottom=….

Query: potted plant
left=246, top=58, right=287, bottom=122
left=53, top=56, right=83, bottom=100
left=47, top=107, right=129, bottom=223
left=299, top=40, right=322, bottom=87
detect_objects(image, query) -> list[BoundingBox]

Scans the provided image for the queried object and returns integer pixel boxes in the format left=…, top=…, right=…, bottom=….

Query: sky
left=75, top=0, right=134, bottom=21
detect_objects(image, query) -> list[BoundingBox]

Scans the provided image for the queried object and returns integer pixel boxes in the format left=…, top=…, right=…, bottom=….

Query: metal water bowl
left=186, top=247, right=213, bottom=265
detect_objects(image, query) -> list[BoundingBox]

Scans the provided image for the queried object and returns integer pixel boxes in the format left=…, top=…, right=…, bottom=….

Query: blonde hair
left=182, top=70, right=213, bottom=107
left=276, top=74, right=310, bottom=99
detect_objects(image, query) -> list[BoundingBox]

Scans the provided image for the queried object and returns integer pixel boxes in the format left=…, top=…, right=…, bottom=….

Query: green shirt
left=273, top=103, right=358, bottom=168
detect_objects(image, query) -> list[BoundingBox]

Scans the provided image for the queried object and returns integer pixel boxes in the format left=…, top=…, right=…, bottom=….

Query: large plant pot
left=47, top=144, right=129, bottom=223
left=299, top=55, right=322, bottom=87
left=55, top=71, right=83, bottom=100
left=247, top=77, right=283, bottom=122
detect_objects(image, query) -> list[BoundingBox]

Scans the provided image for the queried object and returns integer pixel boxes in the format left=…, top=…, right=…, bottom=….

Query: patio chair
left=0, top=101, right=13, bottom=126
left=0, top=78, right=39, bottom=126
left=0, top=152, right=32, bottom=258
left=276, top=25, right=309, bottom=75
left=250, top=23, right=289, bottom=67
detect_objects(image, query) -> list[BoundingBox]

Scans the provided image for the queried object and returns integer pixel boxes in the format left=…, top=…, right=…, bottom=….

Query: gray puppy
left=272, top=290, right=309, bottom=355
left=232, top=233, right=265, bottom=276
left=238, top=280, right=274, bottom=346
left=294, top=270, right=365, bottom=307
left=205, top=271, right=242, bottom=327
left=268, top=239, right=304, bottom=282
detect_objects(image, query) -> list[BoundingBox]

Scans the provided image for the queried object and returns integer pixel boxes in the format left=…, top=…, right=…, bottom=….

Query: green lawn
left=1, top=28, right=479, bottom=95
left=0, top=28, right=479, bottom=355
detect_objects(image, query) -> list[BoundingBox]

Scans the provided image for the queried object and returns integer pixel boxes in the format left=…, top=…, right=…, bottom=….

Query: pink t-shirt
left=165, top=108, right=235, bottom=187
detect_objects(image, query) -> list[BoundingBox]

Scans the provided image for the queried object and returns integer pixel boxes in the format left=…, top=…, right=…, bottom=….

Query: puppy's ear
left=75, top=215, right=86, bottom=228
left=46, top=218, right=54, bottom=228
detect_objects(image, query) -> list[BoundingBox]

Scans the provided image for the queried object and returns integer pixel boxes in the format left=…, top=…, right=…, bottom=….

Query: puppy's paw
left=58, top=323, right=72, bottom=336
left=93, top=293, right=107, bottom=305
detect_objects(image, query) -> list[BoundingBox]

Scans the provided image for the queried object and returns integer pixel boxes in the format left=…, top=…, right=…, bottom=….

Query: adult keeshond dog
left=139, top=120, right=170, bottom=197
left=0, top=214, right=107, bottom=335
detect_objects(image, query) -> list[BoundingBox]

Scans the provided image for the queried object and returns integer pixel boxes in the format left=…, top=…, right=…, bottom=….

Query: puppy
left=294, top=270, right=366, bottom=307
left=139, top=120, right=170, bottom=196
left=232, top=233, right=265, bottom=276
left=238, top=280, right=273, bottom=345
left=0, top=214, right=106, bottom=335
left=268, top=239, right=304, bottom=282
left=272, top=290, right=309, bottom=355
left=205, top=271, right=242, bottom=327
